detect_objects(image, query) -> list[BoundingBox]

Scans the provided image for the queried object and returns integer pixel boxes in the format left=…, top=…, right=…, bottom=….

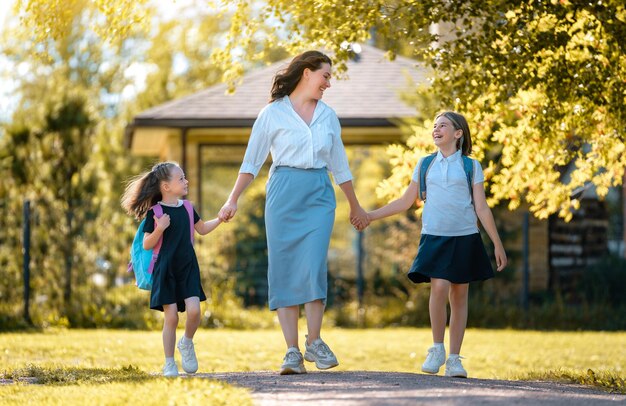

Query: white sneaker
left=177, top=337, right=198, bottom=374
left=304, top=335, right=339, bottom=370
left=445, top=355, right=468, bottom=378
left=280, top=347, right=306, bottom=375
left=421, top=345, right=446, bottom=374
left=162, top=360, right=179, bottom=377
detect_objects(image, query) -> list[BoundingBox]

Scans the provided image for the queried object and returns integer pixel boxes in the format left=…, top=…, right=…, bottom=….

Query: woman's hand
left=350, top=206, right=370, bottom=231
left=219, top=201, right=238, bottom=222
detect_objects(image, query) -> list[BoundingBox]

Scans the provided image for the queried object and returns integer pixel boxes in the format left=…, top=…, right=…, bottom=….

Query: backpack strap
left=419, top=153, right=437, bottom=201
left=461, top=155, right=475, bottom=205
left=182, top=200, right=195, bottom=244
left=147, top=204, right=164, bottom=275
left=419, top=153, right=475, bottom=205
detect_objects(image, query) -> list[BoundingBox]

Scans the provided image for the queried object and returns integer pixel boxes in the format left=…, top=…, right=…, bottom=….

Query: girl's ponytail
left=121, top=162, right=177, bottom=220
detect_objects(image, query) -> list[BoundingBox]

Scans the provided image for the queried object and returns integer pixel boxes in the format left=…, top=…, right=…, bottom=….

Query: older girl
left=367, top=111, right=507, bottom=378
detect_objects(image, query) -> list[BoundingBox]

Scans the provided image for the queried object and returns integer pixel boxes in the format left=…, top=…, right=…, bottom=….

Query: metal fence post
left=522, top=211, right=530, bottom=313
left=23, top=200, right=32, bottom=325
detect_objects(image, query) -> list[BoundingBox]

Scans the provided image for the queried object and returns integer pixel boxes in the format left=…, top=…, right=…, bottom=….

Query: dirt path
left=198, top=371, right=625, bottom=405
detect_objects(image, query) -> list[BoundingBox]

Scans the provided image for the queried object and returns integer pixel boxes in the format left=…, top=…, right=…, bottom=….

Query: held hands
left=350, top=206, right=370, bottom=232
left=218, top=201, right=238, bottom=223
left=154, top=214, right=170, bottom=231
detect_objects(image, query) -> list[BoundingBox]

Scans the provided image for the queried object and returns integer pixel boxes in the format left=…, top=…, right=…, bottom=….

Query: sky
left=0, top=0, right=12, bottom=34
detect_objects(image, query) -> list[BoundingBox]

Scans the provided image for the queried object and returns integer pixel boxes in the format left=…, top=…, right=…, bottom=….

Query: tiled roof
left=132, top=44, right=426, bottom=127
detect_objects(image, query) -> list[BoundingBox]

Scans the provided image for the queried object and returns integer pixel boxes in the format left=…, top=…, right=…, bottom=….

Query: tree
left=13, top=0, right=150, bottom=46
left=215, top=0, right=626, bottom=222
left=0, top=1, right=149, bottom=325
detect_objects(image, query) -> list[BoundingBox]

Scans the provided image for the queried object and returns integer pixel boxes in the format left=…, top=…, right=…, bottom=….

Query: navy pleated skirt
left=265, top=166, right=336, bottom=310
left=408, top=233, right=494, bottom=284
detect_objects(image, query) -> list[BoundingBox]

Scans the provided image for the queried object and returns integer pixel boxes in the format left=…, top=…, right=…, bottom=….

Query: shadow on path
left=196, top=370, right=624, bottom=405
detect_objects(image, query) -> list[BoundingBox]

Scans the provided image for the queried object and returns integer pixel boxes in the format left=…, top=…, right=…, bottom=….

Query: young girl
left=121, top=162, right=222, bottom=377
left=367, top=111, right=507, bottom=378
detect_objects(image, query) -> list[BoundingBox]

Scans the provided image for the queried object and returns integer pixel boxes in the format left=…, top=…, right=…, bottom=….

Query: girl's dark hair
left=436, top=111, right=472, bottom=156
left=270, top=51, right=332, bottom=102
left=121, top=162, right=178, bottom=220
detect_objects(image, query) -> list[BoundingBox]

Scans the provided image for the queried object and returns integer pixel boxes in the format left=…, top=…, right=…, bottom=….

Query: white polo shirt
left=240, top=96, right=353, bottom=185
left=412, top=150, right=484, bottom=236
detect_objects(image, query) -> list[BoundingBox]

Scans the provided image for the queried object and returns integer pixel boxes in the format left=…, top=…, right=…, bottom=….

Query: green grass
left=1, top=374, right=252, bottom=405
left=1, top=328, right=624, bottom=404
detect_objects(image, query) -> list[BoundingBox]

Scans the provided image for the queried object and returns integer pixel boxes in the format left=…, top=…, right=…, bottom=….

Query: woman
left=219, top=50, right=368, bottom=375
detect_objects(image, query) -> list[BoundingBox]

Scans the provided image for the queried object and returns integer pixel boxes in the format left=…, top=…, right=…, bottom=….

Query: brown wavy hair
left=436, top=111, right=472, bottom=156
left=270, top=51, right=332, bottom=102
left=121, top=162, right=178, bottom=220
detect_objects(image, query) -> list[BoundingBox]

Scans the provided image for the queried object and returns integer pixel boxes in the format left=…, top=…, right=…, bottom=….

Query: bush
left=63, top=285, right=161, bottom=330
left=202, top=279, right=276, bottom=329
left=0, top=308, right=33, bottom=332
left=577, top=255, right=626, bottom=306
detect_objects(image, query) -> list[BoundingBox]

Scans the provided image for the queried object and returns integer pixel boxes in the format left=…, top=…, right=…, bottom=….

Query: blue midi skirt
left=407, top=233, right=494, bottom=284
left=265, top=166, right=336, bottom=310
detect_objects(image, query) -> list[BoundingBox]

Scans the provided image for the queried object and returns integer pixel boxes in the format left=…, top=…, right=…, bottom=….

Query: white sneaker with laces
left=280, top=347, right=306, bottom=375
left=304, top=335, right=339, bottom=370
left=445, top=355, right=468, bottom=378
left=421, top=345, right=446, bottom=374
left=162, top=360, right=179, bottom=377
left=177, top=337, right=198, bottom=374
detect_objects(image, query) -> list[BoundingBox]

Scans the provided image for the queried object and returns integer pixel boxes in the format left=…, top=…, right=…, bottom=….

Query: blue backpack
left=419, top=152, right=475, bottom=204
left=127, top=200, right=195, bottom=290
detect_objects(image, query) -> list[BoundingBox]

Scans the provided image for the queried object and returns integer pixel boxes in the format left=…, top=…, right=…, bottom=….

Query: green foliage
left=13, top=0, right=151, bottom=46
left=467, top=291, right=626, bottom=331
left=231, top=176, right=269, bottom=307
left=208, top=0, right=626, bottom=221
left=66, top=285, right=161, bottom=330
left=0, top=0, right=144, bottom=327
left=0, top=95, right=101, bottom=324
left=576, top=255, right=626, bottom=306
left=328, top=295, right=430, bottom=329
left=328, top=280, right=626, bottom=331
left=203, top=279, right=276, bottom=329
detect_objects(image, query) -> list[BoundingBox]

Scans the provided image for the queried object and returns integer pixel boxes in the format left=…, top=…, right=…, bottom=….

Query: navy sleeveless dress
left=143, top=203, right=206, bottom=312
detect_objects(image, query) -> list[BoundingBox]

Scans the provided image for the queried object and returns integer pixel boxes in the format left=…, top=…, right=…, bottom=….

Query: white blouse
left=411, top=150, right=485, bottom=237
left=239, top=96, right=353, bottom=185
